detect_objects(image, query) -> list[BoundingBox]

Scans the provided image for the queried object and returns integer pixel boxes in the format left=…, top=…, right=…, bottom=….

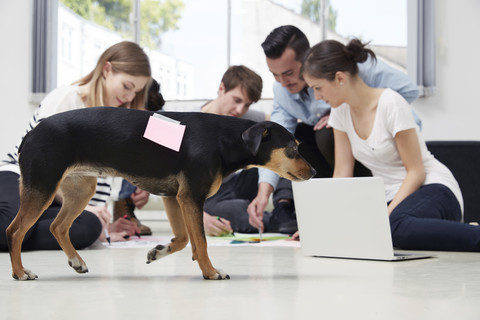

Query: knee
left=314, top=128, right=334, bottom=164
left=71, top=211, right=103, bottom=249
left=389, top=213, right=415, bottom=248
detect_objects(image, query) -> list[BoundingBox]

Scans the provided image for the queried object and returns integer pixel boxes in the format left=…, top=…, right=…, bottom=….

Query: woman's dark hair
left=300, top=38, right=376, bottom=81
left=145, top=79, right=165, bottom=111
left=261, top=25, right=310, bottom=62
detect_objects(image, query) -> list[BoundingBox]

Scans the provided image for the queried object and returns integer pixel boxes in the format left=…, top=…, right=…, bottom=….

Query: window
left=54, top=0, right=328, bottom=101
left=57, top=3, right=123, bottom=87
left=48, top=0, right=422, bottom=102
left=328, top=0, right=408, bottom=73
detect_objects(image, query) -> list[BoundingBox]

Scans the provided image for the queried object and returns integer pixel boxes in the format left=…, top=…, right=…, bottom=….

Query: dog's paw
left=13, top=268, right=38, bottom=281
left=203, top=268, right=230, bottom=280
left=68, top=257, right=88, bottom=274
left=146, top=244, right=171, bottom=264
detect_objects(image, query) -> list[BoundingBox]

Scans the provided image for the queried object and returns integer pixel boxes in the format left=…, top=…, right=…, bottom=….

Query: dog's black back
left=18, top=107, right=301, bottom=201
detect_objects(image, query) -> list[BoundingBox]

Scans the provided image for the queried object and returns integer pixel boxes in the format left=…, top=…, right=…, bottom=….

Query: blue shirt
left=259, top=57, right=421, bottom=188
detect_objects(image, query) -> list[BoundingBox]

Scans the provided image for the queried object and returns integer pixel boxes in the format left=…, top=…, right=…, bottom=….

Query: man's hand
left=289, top=231, right=300, bottom=241
left=203, top=212, right=233, bottom=236
left=130, top=188, right=150, bottom=209
left=247, top=182, right=274, bottom=232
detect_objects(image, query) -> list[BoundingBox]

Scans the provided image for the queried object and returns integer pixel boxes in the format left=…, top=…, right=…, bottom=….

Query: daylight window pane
left=329, top=0, right=408, bottom=72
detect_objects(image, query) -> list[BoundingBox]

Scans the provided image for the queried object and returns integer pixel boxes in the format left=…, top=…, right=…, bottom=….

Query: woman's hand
left=108, top=217, right=141, bottom=241
left=86, top=205, right=112, bottom=243
left=313, top=114, right=331, bottom=131
left=86, top=205, right=140, bottom=242
left=203, top=212, right=233, bottom=236
left=86, top=205, right=111, bottom=228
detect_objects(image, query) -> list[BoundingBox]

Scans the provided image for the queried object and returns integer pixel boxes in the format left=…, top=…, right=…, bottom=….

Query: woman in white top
left=0, top=41, right=151, bottom=250
left=299, top=38, right=480, bottom=251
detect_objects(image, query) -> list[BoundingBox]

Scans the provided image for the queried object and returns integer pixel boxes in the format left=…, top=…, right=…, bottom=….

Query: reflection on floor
left=1, top=219, right=480, bottom=320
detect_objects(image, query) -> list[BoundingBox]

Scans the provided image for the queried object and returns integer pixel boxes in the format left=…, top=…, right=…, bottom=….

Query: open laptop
left=292, top=177, right=433, bottom=261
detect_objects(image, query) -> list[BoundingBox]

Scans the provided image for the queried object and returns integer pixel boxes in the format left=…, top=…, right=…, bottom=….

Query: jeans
left=390, top=183, right=480, bottom=251
left=119, top=179, right=137, bottom=199
left=203, top=169, right=294, bottom=233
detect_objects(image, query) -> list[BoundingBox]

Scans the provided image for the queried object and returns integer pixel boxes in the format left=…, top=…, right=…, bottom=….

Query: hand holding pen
left=107, top=216, right=142, bottom=240
left=203, top=212, right=234, bottom=236
left=216, top=216, right=235, bottom=236
left=123, top=215, right=142, bottom=238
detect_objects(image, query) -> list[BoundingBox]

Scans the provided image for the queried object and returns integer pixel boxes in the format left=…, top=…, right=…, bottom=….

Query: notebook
left=292, top=177, right=433, bottom=261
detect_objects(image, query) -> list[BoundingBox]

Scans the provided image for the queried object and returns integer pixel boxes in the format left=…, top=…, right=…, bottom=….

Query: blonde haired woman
left=0, top=41, right=152, bottom=250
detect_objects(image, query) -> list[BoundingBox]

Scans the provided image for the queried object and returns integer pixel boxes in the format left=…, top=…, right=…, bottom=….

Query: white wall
left=0, top=0, right=33, bottom=156
left=1, top=0, right=480, bottom=158
left=412, top=0, right=480, bottom=141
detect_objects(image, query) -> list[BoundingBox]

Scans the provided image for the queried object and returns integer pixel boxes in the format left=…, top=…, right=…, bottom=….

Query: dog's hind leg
left=146, top=196, right=189, bottom=263
left=50, top=175, right=97, bottom=274
left=6, top=183, right=57, bottom=280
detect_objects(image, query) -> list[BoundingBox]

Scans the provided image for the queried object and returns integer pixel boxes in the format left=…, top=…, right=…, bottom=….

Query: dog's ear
left=242, top=123, right=270, bottom=155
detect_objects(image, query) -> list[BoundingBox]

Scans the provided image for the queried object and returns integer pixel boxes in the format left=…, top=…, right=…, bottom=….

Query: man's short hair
left=221, top=65, right=263, bottom=103
left=261, top=25, right=310, bottom=62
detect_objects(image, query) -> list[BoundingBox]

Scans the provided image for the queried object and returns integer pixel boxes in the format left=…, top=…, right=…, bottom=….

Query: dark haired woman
left=299, top=38, right=480, bottom=251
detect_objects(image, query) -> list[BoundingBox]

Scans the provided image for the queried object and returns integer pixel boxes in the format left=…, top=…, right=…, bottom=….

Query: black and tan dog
left=6, top=107, right=315, bottom=281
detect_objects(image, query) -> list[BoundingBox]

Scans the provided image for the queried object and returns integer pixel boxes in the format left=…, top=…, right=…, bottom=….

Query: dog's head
left=242, top=121, right=316, bottom=181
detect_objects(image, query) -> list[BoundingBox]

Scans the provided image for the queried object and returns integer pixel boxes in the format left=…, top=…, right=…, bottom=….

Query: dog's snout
left=296, top=158, right=316, bottom=181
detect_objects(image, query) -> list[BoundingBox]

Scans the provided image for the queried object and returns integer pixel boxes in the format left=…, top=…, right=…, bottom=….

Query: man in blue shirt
left=247, top=25, right=421, bottom=231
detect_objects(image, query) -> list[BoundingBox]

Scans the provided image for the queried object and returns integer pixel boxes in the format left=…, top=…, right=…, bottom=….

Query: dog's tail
left=17, top=126, right=35, bottom=156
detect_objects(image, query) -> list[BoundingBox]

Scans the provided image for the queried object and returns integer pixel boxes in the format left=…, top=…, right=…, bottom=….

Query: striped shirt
left=0, top=85, right=111, bottom=207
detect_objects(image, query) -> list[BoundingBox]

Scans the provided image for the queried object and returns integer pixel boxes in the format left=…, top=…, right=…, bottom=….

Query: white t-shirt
left=328, top=88, right=463, bottom=213
left=0, top=85, right=112, bottom=206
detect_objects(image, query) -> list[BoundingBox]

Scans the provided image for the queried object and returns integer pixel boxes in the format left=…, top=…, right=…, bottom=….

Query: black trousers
left=0, top=171, right=102, bottom=251
left=294, top=123, right=372, bottom=178
left=203, top=168, right=294, bottom=233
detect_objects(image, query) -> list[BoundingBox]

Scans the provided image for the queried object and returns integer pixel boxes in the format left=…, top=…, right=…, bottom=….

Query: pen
left=216, top=216, right=235, bottom=236
left=104, top=228, right=111, bottom=245
left=258, top=226, right=263, bottom=242
left=123, top=214, right=141, bottom=238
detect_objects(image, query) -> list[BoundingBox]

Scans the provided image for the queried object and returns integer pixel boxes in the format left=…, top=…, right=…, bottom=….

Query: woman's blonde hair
left=74, top=41, right=152, bottom=109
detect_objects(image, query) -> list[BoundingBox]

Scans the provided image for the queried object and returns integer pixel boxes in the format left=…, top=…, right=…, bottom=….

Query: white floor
left=1, top=219, right=480, bottom=320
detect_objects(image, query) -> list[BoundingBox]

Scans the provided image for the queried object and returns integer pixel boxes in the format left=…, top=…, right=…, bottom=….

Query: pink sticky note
left=143, top=115, right=186, bottom=152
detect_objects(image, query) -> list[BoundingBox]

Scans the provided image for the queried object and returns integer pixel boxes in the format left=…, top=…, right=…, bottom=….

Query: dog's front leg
left=178, top=192, right=229, bottom=280
left=146, top=196, right=189, bottom=263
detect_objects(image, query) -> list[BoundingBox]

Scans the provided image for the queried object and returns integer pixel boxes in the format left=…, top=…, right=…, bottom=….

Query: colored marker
left=104, top=228, right=111, bottom=245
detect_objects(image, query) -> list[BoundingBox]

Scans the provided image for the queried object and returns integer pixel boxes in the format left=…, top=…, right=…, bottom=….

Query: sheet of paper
left=143, top=115, right=185, bottom=152
left=102, top=233, right=301, bottom=249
